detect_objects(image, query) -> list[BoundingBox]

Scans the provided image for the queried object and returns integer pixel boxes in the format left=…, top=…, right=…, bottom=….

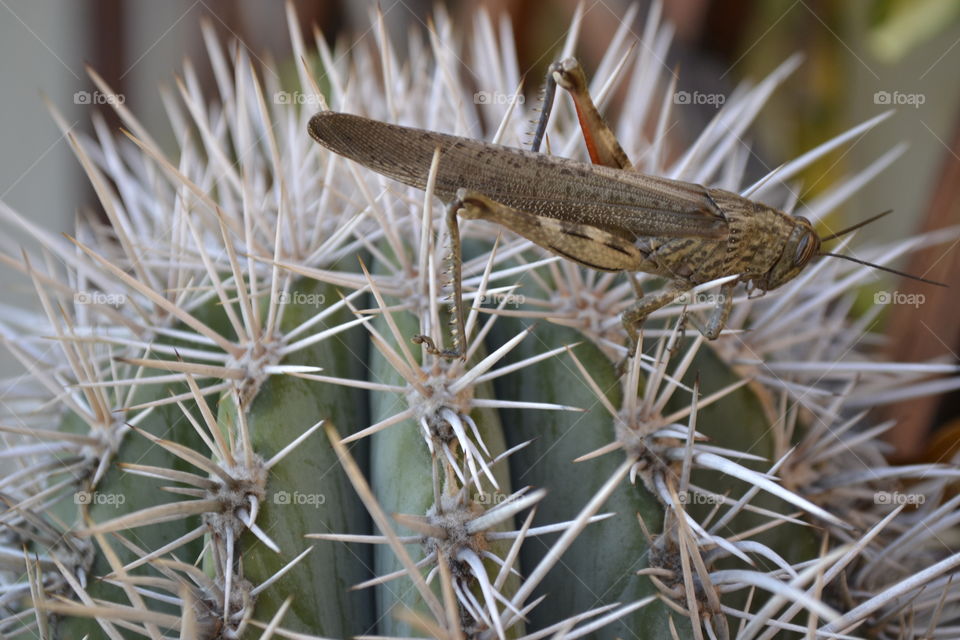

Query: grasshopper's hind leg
left=413, top=200, right=468, bottom=360
left=532, top=57, right=633, bottom=171
left=419, top=188, right=649, bottom=360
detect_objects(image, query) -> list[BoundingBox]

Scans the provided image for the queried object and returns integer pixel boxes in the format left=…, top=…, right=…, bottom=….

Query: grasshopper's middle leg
left=685, top=281, right=735, bottom=340
left=621, top=280, right=736, bottom=355
left=532, top=57, right=633, bottom=171
left=621, top=281, right=692, bottom=356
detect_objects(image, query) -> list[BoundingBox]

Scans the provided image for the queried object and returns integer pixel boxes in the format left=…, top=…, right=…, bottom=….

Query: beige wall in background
left=0, top=0, right=83, bottom=377
left=0, top=0, right=292, bottom=379
left=847, top=11, right=960, bottom=245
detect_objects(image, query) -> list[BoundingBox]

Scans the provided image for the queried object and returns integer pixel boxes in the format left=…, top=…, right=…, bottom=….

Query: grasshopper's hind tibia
left=532, top=57, right=633, bottom=171
left=413, top=200, right=468, bottom=360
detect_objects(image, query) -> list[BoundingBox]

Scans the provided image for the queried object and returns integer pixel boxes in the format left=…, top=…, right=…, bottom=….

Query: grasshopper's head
left=761, top=210, right=947, bottom=292
left=761, top=215, right=820, bottom=290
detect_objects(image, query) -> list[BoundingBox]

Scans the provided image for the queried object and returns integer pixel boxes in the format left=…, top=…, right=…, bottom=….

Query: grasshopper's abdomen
left=635, top=236, right=722, bottom=281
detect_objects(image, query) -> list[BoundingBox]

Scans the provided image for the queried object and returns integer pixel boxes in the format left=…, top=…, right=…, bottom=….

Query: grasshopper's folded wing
left=309, top=111, right=729, bottom=241
left=588, top=169, right=730, bottom=240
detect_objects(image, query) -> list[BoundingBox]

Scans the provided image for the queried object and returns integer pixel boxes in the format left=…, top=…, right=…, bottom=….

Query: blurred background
left=2, top=0, right=959, bottom=459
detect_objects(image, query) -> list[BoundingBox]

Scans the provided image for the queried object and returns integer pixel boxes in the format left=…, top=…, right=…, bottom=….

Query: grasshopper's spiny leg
left=412, top=200, right=467, bottom=360
left=550, top=57, right=633, bottom=170
left=530, top=65, right=558, bottom=153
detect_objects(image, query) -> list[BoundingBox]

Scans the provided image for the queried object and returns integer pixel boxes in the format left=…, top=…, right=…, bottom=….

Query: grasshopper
left=309, top=57, right=942, bottom=359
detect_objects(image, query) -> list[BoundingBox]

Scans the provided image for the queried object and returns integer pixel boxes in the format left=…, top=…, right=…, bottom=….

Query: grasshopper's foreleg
left=533, top=57, right=633, bottom=171
left=413, top=200, right=467, bottom=360
left=685, top=281, right=735, bottom=340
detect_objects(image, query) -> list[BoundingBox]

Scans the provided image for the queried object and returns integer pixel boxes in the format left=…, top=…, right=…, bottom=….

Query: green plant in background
left=868, top=0, right=960, bottom=62
left=2, top=2, right=959, bottom=638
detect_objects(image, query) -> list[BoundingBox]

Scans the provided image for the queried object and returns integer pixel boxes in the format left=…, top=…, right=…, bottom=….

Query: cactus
left=2, top=3, right=960, bottom=638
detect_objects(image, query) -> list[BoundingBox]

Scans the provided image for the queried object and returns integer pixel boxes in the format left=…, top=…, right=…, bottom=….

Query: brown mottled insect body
left=309, top=114, right=729, bottom=242
left=308, top=57, right=926, bottom=359
left=310, top=109, right=815, bottom=349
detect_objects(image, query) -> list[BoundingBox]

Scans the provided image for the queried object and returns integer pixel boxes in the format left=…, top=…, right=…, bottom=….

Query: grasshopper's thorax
left=699, top=190, right=819, bottom=291
left=749, top=211, right=820, bottom=291
left=711, top=191, right=820, bottom=291
left=638, top=190, right=821, bottom=292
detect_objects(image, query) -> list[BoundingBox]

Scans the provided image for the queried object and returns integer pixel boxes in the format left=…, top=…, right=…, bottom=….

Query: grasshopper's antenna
left=819, top=209, right=892, bottom=242
left=819, top=252, right=947, bottom=287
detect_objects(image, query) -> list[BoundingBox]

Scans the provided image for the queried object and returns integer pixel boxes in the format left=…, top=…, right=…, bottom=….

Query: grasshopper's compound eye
left=793, top=226, right=818, bottom=268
